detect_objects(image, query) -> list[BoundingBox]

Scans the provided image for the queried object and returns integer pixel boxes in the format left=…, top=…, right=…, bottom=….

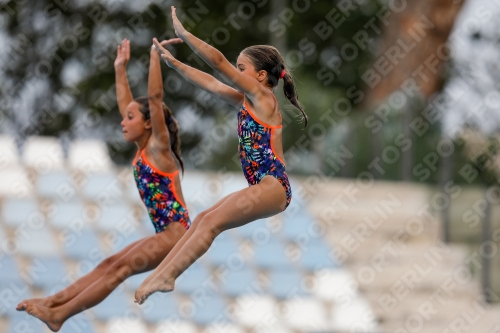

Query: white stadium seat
left=23, top=136, right=65, bottom=172
left=68, top=139, right=113, bottom=173
left=0, top=135, right=20, bottom=169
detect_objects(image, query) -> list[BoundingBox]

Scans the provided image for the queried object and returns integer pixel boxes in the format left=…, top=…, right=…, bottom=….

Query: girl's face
left=236, top=53, right=268, bottom=85
left=121, top=101, right=151, bottom=142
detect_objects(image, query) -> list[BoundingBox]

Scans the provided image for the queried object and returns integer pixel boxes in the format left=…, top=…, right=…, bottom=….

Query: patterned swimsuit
left=133, top=150, right=191, bottom=233
left=237, top=99, right=292, bottom=210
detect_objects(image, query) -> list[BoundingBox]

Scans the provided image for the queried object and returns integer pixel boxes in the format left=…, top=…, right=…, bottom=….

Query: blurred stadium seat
left=92, top=289, right=132, bottom=321
left=1, top=198, right=41, bottom=228
left=48, top=200, right=87, bottom=230
left=251, top=240, right=292, bottom=269
left=82, top=171, right=123, bottom=200
left=186, top=290, right=231, bottom=326
left=175, top=262, right=212, bottom=295
left=63, top=228, right=103, bottom=261
left=206, top=233, right=241, bottom=266
left=68, top=139, right=113, bottom=173
left=27, top=257, right=68, bottom=289
left=0, top=135, right=20, bottom=169
left=16, top=227, right=59, bottom=257
left=22, top=136, right=65, bottom=172
left=266, top=268, right=309, bottom=299
left=60, top=314, right=96, bottom=333
left=220, top=266, right=260, bottom=297
left=155, top=320, right=198, bottom=333
left=37, top=169, right=75, bottom=200
left=232, top=294, right=277, bottom=327
left=0, top=134, right=373, bottom=333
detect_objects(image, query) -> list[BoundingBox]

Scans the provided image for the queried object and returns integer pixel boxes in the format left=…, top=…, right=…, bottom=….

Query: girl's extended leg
left=16, top=231, right=178, bottom=310
left=135, top=176, right=286, bottom=303
left=136, top=193, right=233, bottom=287
left=20, top=222, right=186, bottom=332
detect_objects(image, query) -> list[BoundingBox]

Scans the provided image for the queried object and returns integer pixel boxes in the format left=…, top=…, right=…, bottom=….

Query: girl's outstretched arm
left=147, top=40, right=181, bottom=149
left=114, top=39, right=133, bottom=118
left=153, top=38, right=243, bottom=107
left=170, top=6, right=266, bottom=101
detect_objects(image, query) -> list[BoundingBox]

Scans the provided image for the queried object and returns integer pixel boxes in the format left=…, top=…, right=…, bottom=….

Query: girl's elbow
left=148, top=90, right=163, bottom=101
left=212, top=51, right=225, bottom=69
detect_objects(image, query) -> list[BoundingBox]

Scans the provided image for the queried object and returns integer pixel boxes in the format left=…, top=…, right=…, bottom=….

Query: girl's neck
left=135, top=133, right=151, bottom=152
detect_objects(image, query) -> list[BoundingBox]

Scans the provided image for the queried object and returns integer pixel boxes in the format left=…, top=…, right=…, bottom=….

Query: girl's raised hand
left=114, top=39, right=130, bottom=69
left=153, top=38, right=178, bottom=67
left=171, top=6, right=187, bottom=39
left=159, top=38, right=184, bottom=47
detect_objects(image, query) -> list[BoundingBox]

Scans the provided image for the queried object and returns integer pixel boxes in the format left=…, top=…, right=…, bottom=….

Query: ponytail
left=282, top=71, right=308, bottom=127
left=164, top=106, right=185, bottom=174
left=134, top=97, right=185, bottom=173
left=242, top=45, right=308, bottom=127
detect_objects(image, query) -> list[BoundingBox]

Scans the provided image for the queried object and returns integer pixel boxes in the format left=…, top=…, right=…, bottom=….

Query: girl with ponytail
left=134, top=6, right=308, bottom=304
left=17, top=38, right=191, bottom=332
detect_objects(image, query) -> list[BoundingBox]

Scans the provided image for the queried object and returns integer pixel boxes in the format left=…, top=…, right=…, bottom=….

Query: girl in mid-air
left=134, top=6, right=307, bottom=304
left=17, top=38, right=190, bottom=332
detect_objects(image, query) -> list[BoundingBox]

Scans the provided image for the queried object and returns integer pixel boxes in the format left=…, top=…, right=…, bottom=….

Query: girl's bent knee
left=97, top=256, right=117, bottom=270
left=199, top=214, right=224, bottom=236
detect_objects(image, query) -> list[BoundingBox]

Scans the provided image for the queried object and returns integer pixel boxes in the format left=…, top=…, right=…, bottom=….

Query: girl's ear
left=144, top=119, right=152, bottom=130
left=257, top=69, right=268, bottom=83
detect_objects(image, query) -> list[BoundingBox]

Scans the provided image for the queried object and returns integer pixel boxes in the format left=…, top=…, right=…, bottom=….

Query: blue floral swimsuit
left=237, top=99, right=292, bottom=210
left=133, top=149, right=191, bottom=233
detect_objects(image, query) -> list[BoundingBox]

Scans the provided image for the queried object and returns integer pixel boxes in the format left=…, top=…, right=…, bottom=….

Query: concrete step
left=307, top=179, right=499, bottom=333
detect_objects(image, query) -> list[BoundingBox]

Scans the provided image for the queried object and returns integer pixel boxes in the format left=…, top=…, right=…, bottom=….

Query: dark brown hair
left=134, top=97, right=184, bottom=173
left=242, top=45, right=308, bottom=127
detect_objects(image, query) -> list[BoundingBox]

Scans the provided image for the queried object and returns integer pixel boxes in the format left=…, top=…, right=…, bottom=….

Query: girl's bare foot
left=134, top=277, right=175, bottom=305
left=16, top=297, right=52, bottom=311
left=24, top=303, right=64, bottom=332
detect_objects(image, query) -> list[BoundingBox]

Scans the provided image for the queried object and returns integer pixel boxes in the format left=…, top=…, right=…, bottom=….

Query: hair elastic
left=279, top=70, right=286, bottom=79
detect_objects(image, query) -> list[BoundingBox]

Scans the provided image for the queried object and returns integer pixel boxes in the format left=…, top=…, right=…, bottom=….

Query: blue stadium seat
left=60, top=314, right=96, bottom=333
left=0, top=226, right=6, bottom=245
left=288, top=177, right=307, bottom=206
left=125, top=271, right=149, bottom=290
left=102, top=230, right=144, bottom=254
left=182, top=172, right=221, bottom=206
left=135, top=208, right=156, bottom=234
left=48, top=200, right=86, bottom=230
left=280, top=210, right=315, bottom=240
left=95, top=202, right=135, bottom=231
left=237, top=218, right=269, bottom=240
left=16, top=227, right=58, bottom=257
left=27, top=257, right=68, bottom=289
left=219, top=176, right=247, bottom=198
left=188, top=290, right=231, bottom=325
left=0, top=281, right=32, bottom=317
left=175, top=262, right=213, bottom=295
left=221, top=266, right=261, bottom=297
left=298, top=240, right=338, bottom=271
left=252, top=240, right=291, bottom=269
left=2, top=198, right=40, bottom=228
left=267, top=269, right=308, bottom=299
left=63, top=229, right=103, bottom=261
left=82, top=172, right=123, bottom=200
left=91, top=289, right=131, bottom=321
left=206, top=234, right=241, bottom=266
left=140, top=293, right=180, bottom=323
left=37, top=170, right=74, bottom=200
left=7, top=314, right=45, bottom=333
left=0, top=255, right=22, bottom=285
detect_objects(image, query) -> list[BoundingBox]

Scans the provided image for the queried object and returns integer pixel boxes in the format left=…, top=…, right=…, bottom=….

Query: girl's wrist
left=114, top=63, right=127, bottom=70
left=178, top=31, right=190, bottom=42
